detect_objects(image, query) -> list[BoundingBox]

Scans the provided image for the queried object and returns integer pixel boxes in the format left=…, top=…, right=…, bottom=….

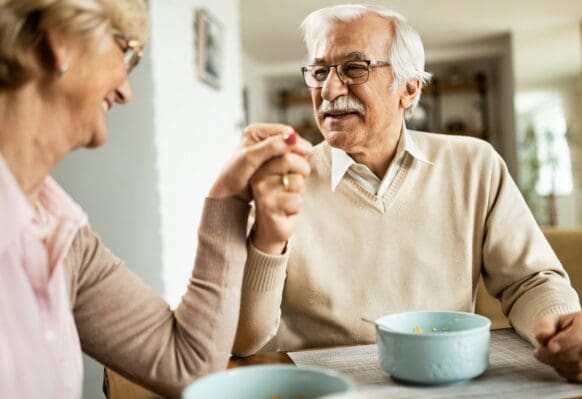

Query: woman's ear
left=399, top=79, right=420, bottom=110
left=42, top=27, right=69, bottom=77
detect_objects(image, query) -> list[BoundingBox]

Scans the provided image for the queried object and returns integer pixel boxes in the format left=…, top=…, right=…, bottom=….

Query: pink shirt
left=0, top=155, right=87, bottom=398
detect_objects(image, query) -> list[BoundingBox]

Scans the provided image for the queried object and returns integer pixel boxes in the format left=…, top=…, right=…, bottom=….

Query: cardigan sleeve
left=481, top=150, right=580, bottom=345
left=69, top=197, right=249, bottom=399
left=231, top=240, right=289, bottom=356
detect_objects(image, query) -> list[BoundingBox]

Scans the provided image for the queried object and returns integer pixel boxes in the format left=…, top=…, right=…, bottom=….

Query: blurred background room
left=49, top=1, right=582, bottom=397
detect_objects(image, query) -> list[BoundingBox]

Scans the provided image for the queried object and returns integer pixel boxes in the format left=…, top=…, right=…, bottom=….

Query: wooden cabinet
left=276, top=90, right=323, bottom=145
left=412, top=70, right=490, bottom=141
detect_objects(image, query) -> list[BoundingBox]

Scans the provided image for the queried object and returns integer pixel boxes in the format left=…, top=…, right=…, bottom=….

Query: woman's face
left=56, top=28, right=133, bottom=149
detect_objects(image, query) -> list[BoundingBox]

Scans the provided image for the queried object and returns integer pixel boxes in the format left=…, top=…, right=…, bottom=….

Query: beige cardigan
left=234, top=132, right=580, bottom=356
left=64, top=198, right=249, bottom=398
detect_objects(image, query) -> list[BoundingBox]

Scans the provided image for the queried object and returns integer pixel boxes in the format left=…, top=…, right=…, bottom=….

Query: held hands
left=208, top=124, right=312, bottom=202
left=245, top=124, right=313, bottom=255
left=534, top=311, right=582, bottom=382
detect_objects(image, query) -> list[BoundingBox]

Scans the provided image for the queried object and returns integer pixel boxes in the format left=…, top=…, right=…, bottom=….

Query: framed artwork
left=195, top=9, right=223, bottom=89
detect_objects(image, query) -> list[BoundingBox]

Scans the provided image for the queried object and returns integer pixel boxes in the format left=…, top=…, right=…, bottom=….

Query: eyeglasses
left=301, top=60, right=391, bottom=89
left=113, top=32, right=144, bottom=74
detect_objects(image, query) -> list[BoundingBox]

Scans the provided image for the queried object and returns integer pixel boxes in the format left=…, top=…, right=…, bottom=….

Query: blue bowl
left=375, top=311, right=491, bottom=385
left=182, top=365, right=355, bottom=399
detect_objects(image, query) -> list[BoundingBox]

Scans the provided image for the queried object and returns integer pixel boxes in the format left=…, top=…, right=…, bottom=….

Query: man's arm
left=232, top=241, right=289, bottom=356
left=480, top=148, right=580, bottom=344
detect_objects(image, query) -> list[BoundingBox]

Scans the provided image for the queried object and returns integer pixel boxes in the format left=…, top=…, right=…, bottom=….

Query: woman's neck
left=0, top=83, right=69, bottom=203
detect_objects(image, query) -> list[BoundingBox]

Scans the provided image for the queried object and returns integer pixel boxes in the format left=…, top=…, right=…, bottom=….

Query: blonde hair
left=0, top=0, right=148, bottom=89
left=301, top=4, right=431, bottom=117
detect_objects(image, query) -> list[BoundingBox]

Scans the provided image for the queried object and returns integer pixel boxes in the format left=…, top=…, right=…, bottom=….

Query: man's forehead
left=309, top=17, right=393, bottom=62
left=312, top=51, right=367, bottom=64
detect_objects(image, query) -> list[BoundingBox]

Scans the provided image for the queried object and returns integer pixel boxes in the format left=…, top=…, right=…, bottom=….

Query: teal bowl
left=182, top=365, right=355, bottom=399
left=375, top=311, right=491, bottom=385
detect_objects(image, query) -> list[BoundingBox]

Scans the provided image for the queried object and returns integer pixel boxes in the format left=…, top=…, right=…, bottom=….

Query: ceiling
left=241, top=0, right=582, bottom=65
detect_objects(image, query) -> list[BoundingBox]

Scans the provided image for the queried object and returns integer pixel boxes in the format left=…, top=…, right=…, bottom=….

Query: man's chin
left=322, top=130, right=355, bottom=151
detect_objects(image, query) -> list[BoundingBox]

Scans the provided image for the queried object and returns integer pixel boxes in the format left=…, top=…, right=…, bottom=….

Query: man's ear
left=399, top=79, right=420, bottom=110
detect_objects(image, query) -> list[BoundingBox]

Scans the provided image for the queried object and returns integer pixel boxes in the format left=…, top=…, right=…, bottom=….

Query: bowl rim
left=182, top=364, right=356, bottom=397
left=375, top=310, right=491, bottom=337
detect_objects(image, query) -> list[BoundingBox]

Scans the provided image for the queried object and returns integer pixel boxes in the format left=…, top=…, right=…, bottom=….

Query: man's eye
left=312, top=67, right=329, bottom=81
left=343, top=63, right=368, bottom=77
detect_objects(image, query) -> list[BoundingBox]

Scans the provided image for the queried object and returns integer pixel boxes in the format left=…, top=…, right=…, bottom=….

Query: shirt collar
left=330, top=122, right=432, bottom=192
left=0, top=153, right=87, bottom=253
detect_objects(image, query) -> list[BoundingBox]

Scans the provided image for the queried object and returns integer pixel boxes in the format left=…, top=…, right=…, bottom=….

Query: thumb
left=534, top=313, right=560, bottom=346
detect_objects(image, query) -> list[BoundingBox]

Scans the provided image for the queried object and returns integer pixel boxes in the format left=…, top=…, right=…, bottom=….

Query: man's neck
left=349, top=122, right=402, bottom=179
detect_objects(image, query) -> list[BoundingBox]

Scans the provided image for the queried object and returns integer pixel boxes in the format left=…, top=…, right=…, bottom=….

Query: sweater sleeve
left=70, top=197, right=249, bottom=399
left=481, top=150, right=580, bottom=345
left=231, top=240, right=288, bottom=356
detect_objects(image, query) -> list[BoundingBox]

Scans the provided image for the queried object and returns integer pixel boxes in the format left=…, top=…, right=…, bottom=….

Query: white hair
left=301, top=4, right=432, bottom=118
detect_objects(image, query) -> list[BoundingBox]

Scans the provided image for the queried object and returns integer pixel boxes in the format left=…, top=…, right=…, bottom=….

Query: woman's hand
left=208, top=124, right=312, bottom=202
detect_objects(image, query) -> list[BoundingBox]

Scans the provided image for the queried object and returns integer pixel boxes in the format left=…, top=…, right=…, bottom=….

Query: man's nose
left=321, top=66, right=349, bottom=102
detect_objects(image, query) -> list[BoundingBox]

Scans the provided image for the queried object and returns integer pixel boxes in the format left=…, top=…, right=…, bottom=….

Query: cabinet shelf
left=424, top=80, right=486, bottom=95
left=277, top=93, right=312, bottom=107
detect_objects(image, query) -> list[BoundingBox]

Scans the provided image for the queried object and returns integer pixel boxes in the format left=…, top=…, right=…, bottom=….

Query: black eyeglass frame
left=301, top=59, right=392, bottom=89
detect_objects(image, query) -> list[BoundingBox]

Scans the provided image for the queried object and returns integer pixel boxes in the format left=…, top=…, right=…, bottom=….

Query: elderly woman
left=0, top=0, right=312, bottom=398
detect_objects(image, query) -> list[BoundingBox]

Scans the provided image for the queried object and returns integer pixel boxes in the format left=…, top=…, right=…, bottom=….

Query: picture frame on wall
left=195, top=8, right=223, bottom=89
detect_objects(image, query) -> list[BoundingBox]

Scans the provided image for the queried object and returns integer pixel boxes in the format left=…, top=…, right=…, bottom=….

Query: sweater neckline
left=338, top=153, right=413, bottom=213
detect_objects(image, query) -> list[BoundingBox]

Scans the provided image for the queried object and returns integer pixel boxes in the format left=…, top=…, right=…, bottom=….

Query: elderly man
left=235, top=4, right=582, bottom=381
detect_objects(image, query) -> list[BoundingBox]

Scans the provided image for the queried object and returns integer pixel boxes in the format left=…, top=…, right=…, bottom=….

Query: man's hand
left=243, top=124, right=312, bottom=255
left=534, top=311, right=582, bottom=382
left=208, top=124, right=311, bottom=202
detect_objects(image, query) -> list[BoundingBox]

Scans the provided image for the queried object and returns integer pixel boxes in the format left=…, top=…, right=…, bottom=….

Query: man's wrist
left=250, top=233, right=287, bottom=255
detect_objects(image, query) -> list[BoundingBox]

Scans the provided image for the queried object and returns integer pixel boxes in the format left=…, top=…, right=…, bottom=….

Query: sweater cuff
left=508, top=283, right=580, bottom=345
left=243, top=240, right=288, bottom=292
left=201, top=197, right=250, bottom=235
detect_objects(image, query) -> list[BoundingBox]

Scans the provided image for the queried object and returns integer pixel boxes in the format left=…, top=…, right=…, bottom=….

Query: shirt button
left=45, top=330, right=56, bottom=342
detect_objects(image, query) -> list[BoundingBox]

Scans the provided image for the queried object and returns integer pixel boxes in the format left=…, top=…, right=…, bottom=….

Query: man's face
left=309, top=15, right=407, bottom=155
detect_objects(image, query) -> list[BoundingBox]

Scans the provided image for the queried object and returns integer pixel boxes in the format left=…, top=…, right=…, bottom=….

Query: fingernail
left=284, top=132, right=298, bottom=145
left=549, top=342, right=560, bottom=353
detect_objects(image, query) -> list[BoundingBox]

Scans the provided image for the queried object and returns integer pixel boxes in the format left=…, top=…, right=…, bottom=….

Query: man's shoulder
left=408, top=130, right=498, bottom=164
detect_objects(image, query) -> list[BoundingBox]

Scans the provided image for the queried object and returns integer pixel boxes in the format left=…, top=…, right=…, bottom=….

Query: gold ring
left=281, top=173, right=290, bottom=191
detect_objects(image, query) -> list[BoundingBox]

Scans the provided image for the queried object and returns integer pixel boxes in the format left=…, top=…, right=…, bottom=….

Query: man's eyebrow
left=311, top=51, right=366, bottom=64
left=344, top=51, right=366, bottom=60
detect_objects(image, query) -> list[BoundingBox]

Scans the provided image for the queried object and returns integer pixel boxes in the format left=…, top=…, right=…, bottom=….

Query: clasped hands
left=209, top=123, right=313, bottom=255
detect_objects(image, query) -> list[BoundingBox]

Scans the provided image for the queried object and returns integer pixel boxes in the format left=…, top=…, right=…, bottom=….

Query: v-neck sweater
left=233, top=131, right=580, bottom=355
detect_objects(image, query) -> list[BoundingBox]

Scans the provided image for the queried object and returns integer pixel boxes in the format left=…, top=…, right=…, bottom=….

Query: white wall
left=149, top=0, right=243, bottom=308
left=53, top=1, right=244, bottom=398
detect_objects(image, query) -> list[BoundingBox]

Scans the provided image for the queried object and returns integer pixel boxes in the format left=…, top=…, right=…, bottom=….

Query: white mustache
left=318, top=96, right=366, bottom=118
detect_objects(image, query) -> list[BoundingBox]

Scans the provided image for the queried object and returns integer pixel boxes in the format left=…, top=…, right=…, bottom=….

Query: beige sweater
left=233, top=132, right=580, bottom=356
left=64, top=198, right=249, bottom=398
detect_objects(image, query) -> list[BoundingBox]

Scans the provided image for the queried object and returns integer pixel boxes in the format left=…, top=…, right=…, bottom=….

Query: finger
left=554, top=361, right=582, bottom=382
left=256, top=193, right=303, bottom=216
left=282, top=173, right=306, bottom=194
left=553, top=345, right=582, bottom=364
left=287, top=135, right=314, bottom=157
left=546, top=314, right=581, bottom=354
left=242, top=123, right=295, bottom=145
left=238, top=135, right=293, bottom=180
left=534, top=314, right=560, bottom=347
left=252, top=173, right=306, bottom=195
left=252, top=153, right=312, bottom=180
left=534, top=346, right=553, bottom=365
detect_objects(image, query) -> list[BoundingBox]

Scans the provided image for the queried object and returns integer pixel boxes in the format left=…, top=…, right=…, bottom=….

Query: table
left=103, top=352, right=293, bottom=398
left=104, top=330, right=582, bottom=399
